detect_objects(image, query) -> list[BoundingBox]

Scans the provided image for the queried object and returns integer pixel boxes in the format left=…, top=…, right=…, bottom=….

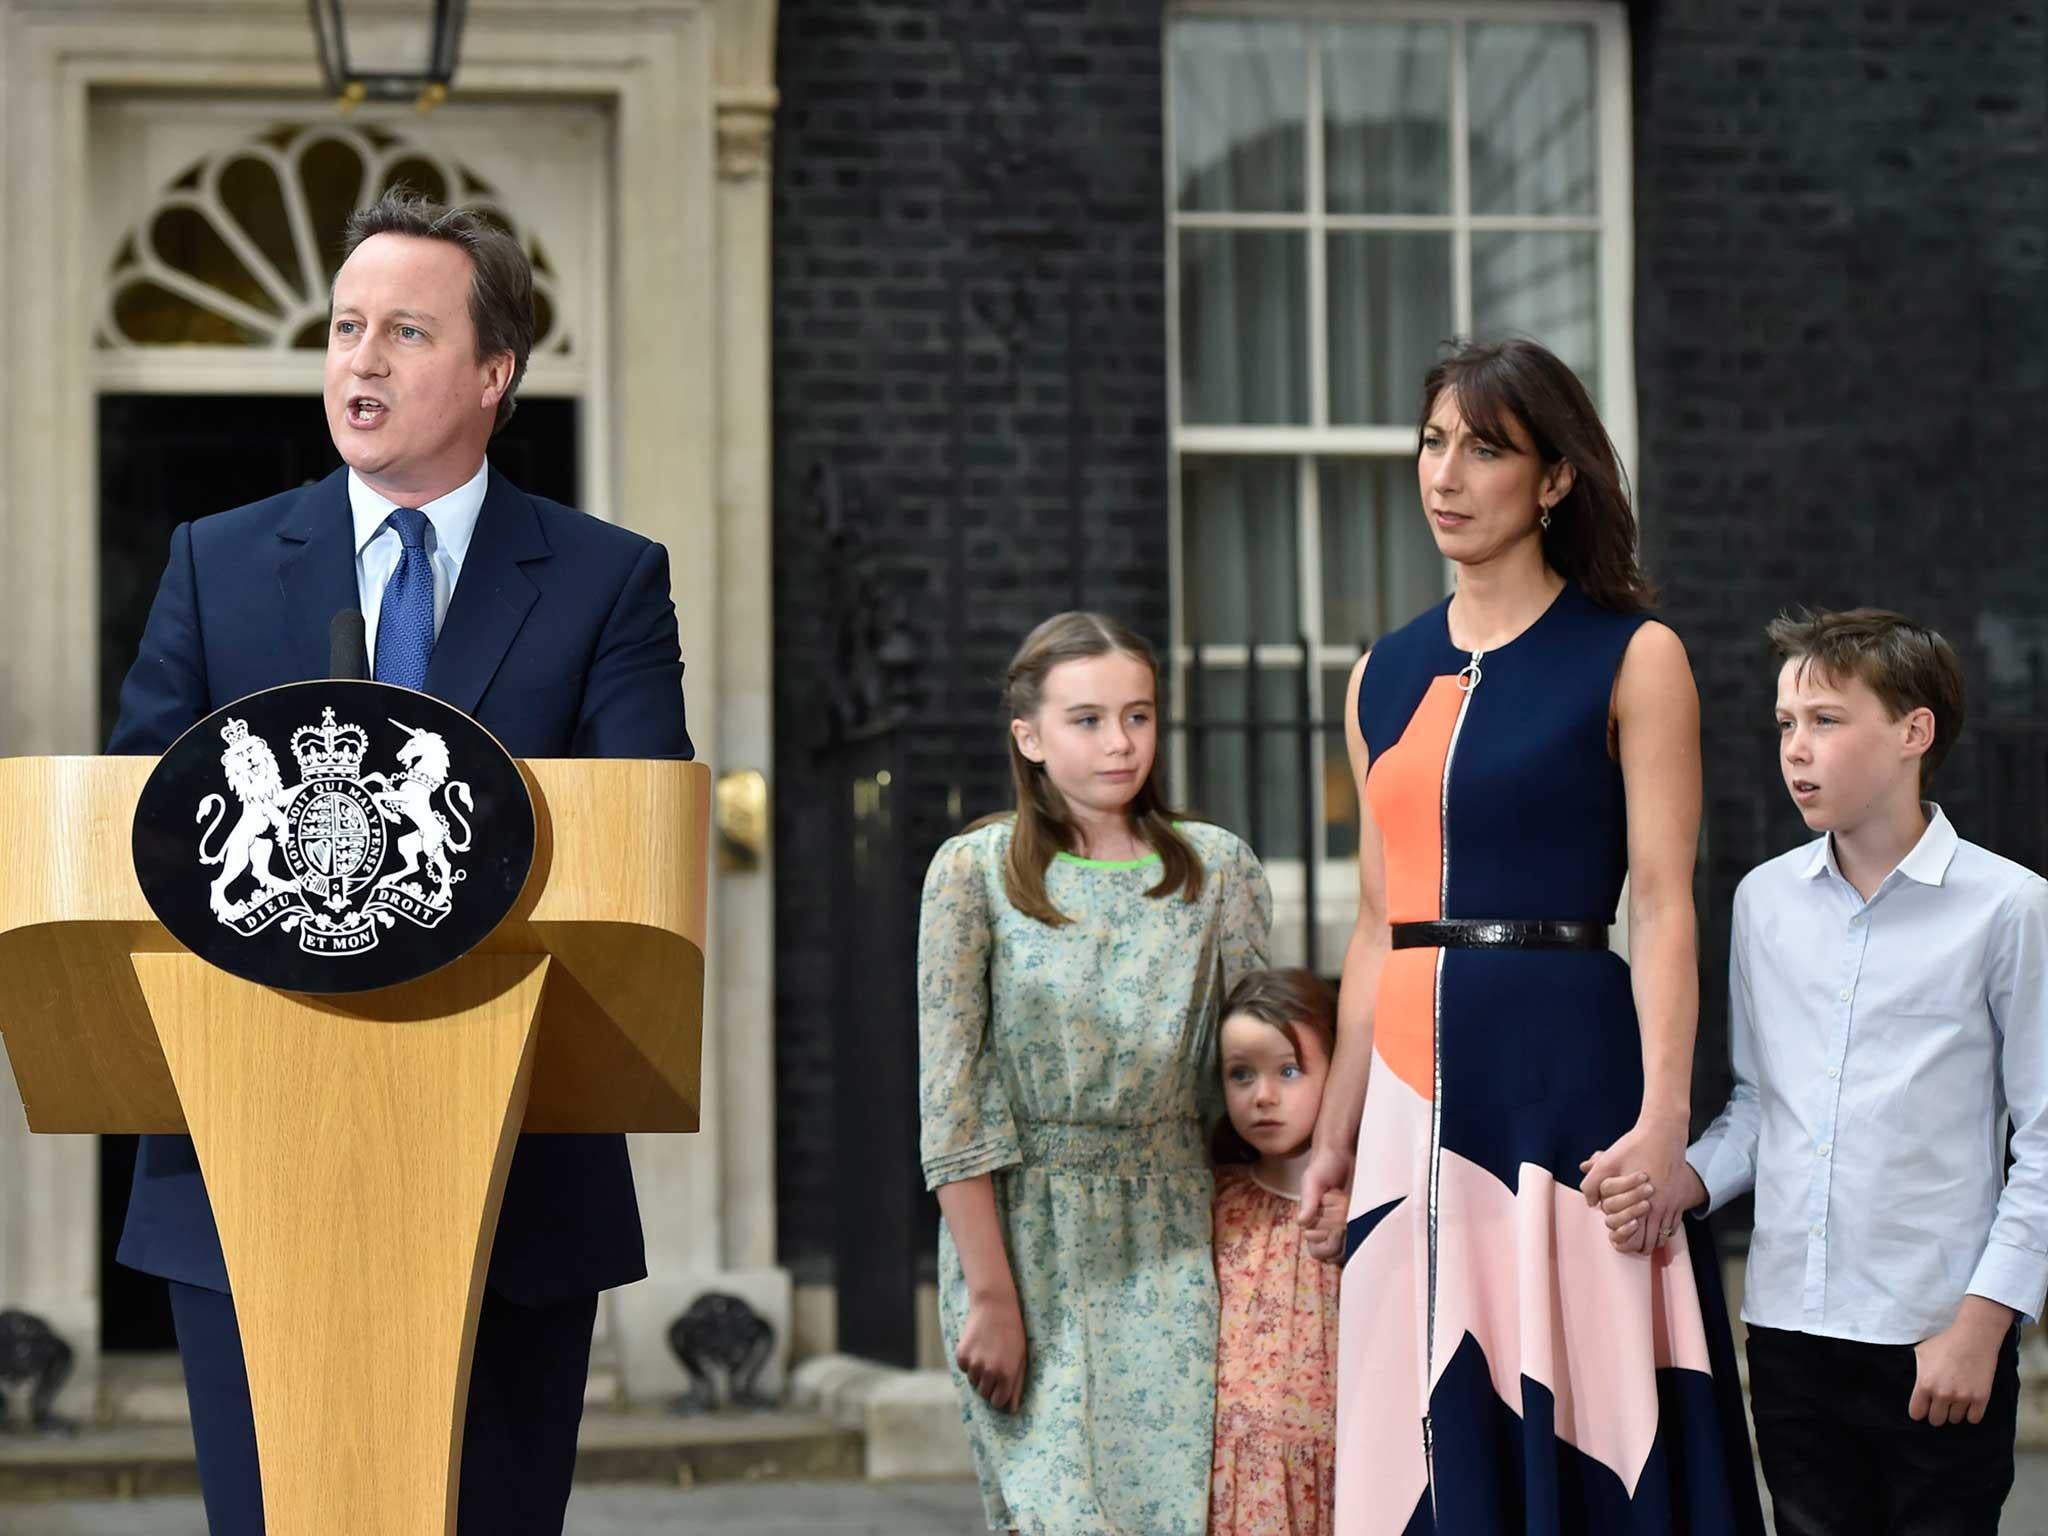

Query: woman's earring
left=1539, top=504, right=1552, bottom=531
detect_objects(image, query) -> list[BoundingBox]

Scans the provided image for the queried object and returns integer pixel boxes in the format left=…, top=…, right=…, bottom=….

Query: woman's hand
left=956, top=1288, right=1029, bottom=1412
left=1594, top=1162, right=1707, bottom=1251
left=1298, top=1145, right=1356, bottom=1264
left=1578, top=1114, right=1690, bottom=1255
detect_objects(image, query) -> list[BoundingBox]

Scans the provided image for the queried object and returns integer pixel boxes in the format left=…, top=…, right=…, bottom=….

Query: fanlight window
left=100, top=123, right=569, bottom=355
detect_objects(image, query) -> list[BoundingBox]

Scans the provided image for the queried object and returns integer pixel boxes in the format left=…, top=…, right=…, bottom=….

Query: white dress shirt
left=1689, top=805, right=2048, bottom=1343
left=349, top=460, right=489, bottom=671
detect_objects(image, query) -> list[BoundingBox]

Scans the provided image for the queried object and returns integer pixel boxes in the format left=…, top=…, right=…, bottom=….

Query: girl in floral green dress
left=918, top=611, right=1273, bottom=1535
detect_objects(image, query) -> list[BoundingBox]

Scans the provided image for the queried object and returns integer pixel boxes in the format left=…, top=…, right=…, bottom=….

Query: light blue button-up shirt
left=349, top=460, right=488, bottom=671
left=1689, top=805, right=2048, bottom=1344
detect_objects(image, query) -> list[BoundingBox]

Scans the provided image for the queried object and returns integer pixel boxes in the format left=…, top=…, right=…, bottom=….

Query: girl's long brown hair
left=1420, top=338, right=1656, bottom=613
left=971, top=611, right=1203, bottom=927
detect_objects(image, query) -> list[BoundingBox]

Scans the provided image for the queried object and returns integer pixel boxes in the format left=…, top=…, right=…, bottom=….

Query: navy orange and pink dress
left=1210, top=1165, right=1340, bottom=1536
left=1337, top=583, right=1763, bottom=1534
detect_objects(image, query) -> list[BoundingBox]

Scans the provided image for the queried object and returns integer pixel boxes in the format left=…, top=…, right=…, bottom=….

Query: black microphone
left=328, top=608, right=368, bottom=680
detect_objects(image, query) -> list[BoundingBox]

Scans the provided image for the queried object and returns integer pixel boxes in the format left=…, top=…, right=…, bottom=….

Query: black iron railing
left=823, top=672, right=2048, bottom=1362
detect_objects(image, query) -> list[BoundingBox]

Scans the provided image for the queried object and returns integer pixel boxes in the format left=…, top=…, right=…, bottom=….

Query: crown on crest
left=291, top=708, right=369, bottom=779
left=220, top=719, right=250, bottom=746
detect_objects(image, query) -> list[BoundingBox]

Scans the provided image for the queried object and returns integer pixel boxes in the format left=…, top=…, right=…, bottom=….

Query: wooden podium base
left=132, top=952, right=552, bottom=1536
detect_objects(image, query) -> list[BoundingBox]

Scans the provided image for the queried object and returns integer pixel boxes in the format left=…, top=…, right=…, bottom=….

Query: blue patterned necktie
left=374, top=507, right=435, bottom=691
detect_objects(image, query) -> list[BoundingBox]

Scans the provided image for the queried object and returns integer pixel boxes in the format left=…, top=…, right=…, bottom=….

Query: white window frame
left=1164, top=0, right=1636, bottom=967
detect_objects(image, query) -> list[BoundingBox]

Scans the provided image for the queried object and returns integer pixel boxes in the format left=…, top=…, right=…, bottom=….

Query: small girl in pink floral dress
left=1210, top=968, right=1344, bottom=1536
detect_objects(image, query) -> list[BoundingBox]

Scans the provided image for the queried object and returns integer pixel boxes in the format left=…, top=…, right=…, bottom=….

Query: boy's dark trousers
left=1746, top=1323, right=2020, bottom=1536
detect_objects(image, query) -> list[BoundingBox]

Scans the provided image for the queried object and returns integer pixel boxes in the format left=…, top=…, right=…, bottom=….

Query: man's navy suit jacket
left=106, top=464, right=692, bottom=1306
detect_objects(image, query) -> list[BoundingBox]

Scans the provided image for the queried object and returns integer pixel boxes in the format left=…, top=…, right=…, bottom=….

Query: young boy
left=1600, top=608, right=2048, bottom=1536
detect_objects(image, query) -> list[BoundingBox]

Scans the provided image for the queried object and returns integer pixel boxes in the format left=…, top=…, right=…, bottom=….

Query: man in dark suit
left=107, top=189, right=690, bottom=1534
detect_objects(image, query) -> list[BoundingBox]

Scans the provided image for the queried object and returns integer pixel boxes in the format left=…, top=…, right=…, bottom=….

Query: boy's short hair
left=1766, top=608, right=1967, bottom=787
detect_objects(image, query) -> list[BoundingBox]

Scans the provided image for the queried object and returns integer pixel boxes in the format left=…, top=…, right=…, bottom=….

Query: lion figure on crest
left=361, top=721, right=474, bottom=904
left=195, top=721, right=301, bottom=920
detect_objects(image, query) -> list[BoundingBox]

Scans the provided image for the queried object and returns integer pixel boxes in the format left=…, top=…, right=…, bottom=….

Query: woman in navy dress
left=1300, top=339, right=1764, bottom=1534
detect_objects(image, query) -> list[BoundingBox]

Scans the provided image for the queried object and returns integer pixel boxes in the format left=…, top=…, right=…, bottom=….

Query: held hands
left=956, top=1287, right=1029, bottom=1414
left=1911, top=1296, right=2015, bottom=1427
left=1298, top=1145, right=1356, bottom=1265
left=1593, top=1162, right=1706, bottom=1254
left=1300, top=1189, right=1348, bottom=1263
left=1578, top=1114, right=1693, bottom=1255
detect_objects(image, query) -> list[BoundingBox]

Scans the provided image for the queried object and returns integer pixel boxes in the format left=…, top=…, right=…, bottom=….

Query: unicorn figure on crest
left=359, top=719, right=475, bottom=907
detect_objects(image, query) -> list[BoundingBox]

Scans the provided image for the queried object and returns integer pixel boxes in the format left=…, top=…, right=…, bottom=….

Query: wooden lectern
left=0, top=755, right=708, bottom=1535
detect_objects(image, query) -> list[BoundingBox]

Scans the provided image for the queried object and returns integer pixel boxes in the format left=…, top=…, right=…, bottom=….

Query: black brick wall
left=768, top=0, right=2048, bottom=1274
left=1632, top=0, right=2048, bottom=1120
left=771, top=0, right=1172, bottom=1276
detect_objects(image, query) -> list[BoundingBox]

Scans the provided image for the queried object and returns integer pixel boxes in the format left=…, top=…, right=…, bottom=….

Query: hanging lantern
left=308, top=1, right=468, bottom=116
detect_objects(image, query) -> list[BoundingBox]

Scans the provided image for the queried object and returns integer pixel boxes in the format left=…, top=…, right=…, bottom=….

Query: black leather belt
left=1390, top=920, right=1609, bottom=951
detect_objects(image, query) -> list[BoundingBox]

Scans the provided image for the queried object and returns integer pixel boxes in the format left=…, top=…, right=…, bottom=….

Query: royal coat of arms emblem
left=196, top=707, right=476, bottom=955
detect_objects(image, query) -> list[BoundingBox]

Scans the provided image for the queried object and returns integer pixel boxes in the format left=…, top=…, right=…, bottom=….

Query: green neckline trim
left=1055, top=849, right=1164, bottom=869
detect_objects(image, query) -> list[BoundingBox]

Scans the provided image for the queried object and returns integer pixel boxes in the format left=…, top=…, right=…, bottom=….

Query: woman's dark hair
left=1420, top=337, right=1655, bottom=613
left=968, top=611, right=1203, bottom=927
left=1210, top=968, right=1338, bottom=1166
